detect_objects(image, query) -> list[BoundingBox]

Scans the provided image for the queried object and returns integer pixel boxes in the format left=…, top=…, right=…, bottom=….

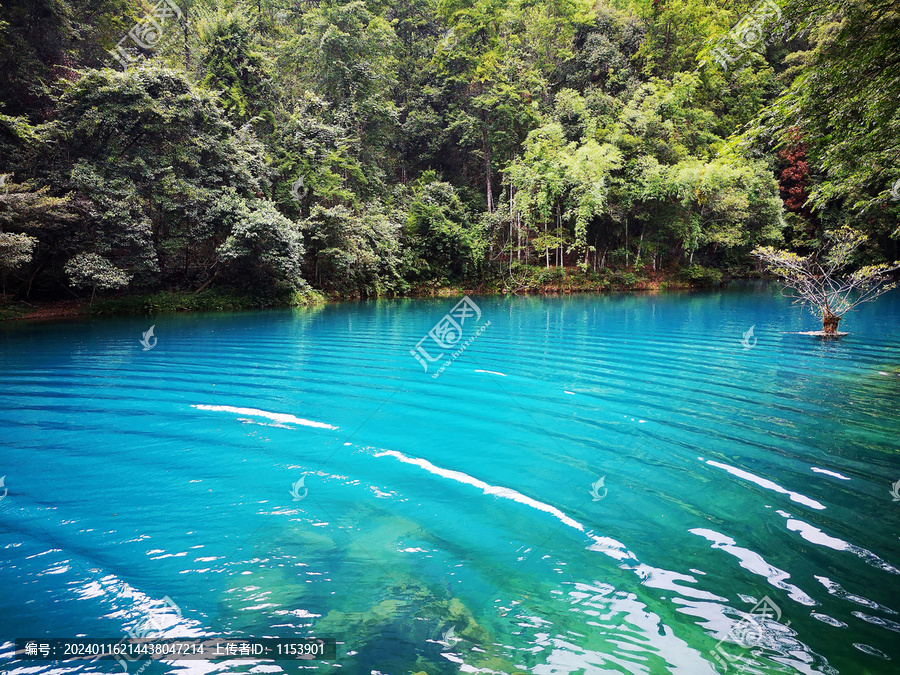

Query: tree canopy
left=0, top=0, right=897, bottom=302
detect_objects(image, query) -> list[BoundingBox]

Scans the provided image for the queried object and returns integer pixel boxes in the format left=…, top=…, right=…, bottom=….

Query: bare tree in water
left=753, top=228, right=898, bottom=335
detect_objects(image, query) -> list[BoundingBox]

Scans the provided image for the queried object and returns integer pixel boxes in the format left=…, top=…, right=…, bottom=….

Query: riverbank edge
left=0, top=267, right=746, bottom=322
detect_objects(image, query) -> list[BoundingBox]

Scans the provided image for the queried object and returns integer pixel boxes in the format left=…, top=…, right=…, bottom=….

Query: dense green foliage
left=0, top=0, right=897, bottom=303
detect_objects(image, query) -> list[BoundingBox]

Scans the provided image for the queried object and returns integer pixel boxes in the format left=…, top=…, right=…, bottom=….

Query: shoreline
left=1, top=271, right=747, bottom=323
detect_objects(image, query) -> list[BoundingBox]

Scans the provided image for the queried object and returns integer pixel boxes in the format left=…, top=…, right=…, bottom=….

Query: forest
left=0, top=0, right=898, bottom=306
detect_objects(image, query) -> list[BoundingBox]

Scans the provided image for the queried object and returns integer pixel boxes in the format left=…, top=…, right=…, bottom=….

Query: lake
left=1, top=283, right=899, bottom=674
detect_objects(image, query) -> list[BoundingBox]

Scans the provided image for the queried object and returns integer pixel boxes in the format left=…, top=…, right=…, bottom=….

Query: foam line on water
left=370, top=447, right=726, bottom=599
left=703, top=459, right=826, bottom=510
left=190, top=404, right=337, bottom=430
left=810, top=467, right=851, bottom=480
left=776, top=510, right=900, bottom=575
left=689, top=528, right=816, bottom=605
left=372, top=448, right=585, bottom=531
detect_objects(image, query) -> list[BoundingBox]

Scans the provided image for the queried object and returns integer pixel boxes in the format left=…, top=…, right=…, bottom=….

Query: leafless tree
left=753, top=228, right=898, bottom=334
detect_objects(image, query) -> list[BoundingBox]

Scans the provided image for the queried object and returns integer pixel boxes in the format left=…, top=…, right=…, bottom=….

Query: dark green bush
left=536, top=267, right=566, bottom=284
left=679, top=265, right=723, bottom=287
left=92, top=288, right=323, bottom=315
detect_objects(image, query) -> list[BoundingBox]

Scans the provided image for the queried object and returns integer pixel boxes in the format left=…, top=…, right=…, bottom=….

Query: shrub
left=536, top=267, right=566, bottom=284
left=679, top=264, right=723, bottom=286
left=64, top=252, right=132, bottom=305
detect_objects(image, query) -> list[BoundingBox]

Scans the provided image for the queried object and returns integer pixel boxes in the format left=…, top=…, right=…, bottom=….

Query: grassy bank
left=1, top=265, right=729, bottom=321
left=91, top=288, right=326, bottom=315
left=1, top=288, right=326, bottom=322
left=483, top=263, right=725, bottom=294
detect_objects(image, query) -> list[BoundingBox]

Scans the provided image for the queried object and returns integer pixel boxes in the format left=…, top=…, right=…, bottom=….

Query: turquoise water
left=1, top=283, right=899, bottom=675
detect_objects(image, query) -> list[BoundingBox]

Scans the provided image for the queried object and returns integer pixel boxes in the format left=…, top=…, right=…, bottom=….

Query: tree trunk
left=636, top=226, right=644, bottom=266
left=544, top=221, right=549, bottom=268
left=182, top=6, right=191, bottom=71
left=482, top=123, right=493, bottom=213
left=508, top=216, right=513, bottom=274
left=27, top=265, right=40, bottom=299
left=507, top=185, right=515, bottom=262
left=516, top=203, right=521, bottom=262
left=556, top=206, right=562, bottom=268
left=822, top=314, right=841, bottom=334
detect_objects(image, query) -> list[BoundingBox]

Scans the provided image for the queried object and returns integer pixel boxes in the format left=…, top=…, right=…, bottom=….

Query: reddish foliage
left=778, top=129, right=811, bottom=215
left=3, top=299, right=85, bottom=322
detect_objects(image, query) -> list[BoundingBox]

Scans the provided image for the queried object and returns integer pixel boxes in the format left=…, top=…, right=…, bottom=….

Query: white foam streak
left=810, top=467, right=850, bottom=480
left=535, top=590, right=720, bottom=674
left=690, top=528, right=816, bottom=605
left=705, top=460, right=825, bottom=510
left=373, top=450, right=647, bottom=570
left=631, top=564, right=727, bottom=601
left=373, top=449, right=584, bottom=531
left=78, top=574, right=205, bottom=638
left=191, top=405, right=337, bottom=430
left=776, top=510, right=900, bottom=575
left=815, top=575, right=898, bottom=614
left=586, top=537, right=637, bottom=562
left=775, top=512, right=847, bottom=551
